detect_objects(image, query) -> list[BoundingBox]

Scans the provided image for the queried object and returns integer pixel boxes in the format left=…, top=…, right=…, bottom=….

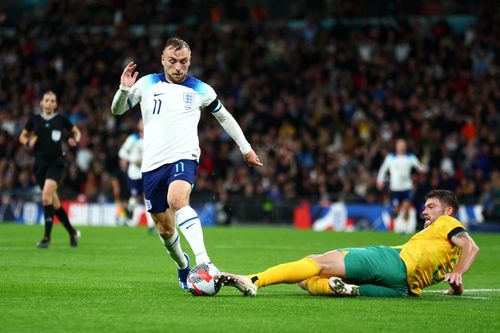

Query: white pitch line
left=459, top=296, right=490, bottom=300
left=426, top=288, right=500, bottom=293
left=425, top=292, right=491, bottom=300
left=426, top=288, right=500, bottom=299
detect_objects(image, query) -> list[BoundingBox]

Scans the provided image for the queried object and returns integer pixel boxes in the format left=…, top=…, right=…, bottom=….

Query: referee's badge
left=51, top=130, right=62, bottom=142
left=183, top=92, right=195, bottom=107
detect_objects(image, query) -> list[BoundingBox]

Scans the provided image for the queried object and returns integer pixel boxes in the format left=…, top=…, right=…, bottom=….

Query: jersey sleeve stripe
left=212, top=104, right=222, bottom=113
left=447, top=226, right=466, bottom=241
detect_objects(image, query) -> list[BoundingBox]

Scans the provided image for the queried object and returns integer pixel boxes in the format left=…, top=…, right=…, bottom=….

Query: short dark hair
left=163, top=37, right=190, bottom=53
left=41, top=90, right=57, bottom=101
left=43, top=90, right=56, bottom=97
left=425, top=189, right=459, bottom=216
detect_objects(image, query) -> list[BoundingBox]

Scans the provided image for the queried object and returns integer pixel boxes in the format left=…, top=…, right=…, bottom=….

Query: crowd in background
left=0, top=0, right=499, bottom=222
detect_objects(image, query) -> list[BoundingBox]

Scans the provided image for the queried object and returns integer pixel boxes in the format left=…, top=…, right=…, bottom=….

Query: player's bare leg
left=307, top=250, right=347, bottom=277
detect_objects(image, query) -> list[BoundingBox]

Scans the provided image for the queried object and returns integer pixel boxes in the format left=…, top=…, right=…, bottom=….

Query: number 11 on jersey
left=153, top=99, right=162, bottom=114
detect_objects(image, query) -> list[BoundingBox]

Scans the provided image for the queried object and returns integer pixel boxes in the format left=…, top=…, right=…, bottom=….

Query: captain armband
left=447, top=227, right=466, bottom=241
left=205, top=99, right=221, bottom=113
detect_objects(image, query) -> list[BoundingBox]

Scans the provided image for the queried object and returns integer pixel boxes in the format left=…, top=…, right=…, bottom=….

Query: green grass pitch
left=1, top=223, right=499, bottom=333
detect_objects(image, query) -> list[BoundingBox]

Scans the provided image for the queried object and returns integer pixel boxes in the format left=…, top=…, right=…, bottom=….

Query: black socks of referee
left=54, top=207, right=77, bottom=235
left=43, top=205, right=54, bottom=240
left=43, top=205, right=76, bottom=239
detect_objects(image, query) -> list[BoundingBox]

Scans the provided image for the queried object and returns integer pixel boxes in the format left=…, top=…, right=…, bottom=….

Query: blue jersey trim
left=148, top=73, right=168, bottom=84
left=178, top=76, right=201, bottom=90
left=148, top=73, right=205, bottom=93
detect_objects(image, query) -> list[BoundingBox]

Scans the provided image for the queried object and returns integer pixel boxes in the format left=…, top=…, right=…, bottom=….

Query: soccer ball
left=188, top=263, right=221, bottom=296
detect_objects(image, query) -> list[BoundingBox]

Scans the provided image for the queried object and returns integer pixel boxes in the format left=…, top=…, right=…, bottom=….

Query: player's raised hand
left=121, top=61, right=139, bottom=88
left=243, top=150, right=263, bottom=167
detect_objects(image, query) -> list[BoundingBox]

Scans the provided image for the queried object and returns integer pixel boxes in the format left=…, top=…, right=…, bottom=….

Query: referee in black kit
left=19, top=90, right=81, bottom=248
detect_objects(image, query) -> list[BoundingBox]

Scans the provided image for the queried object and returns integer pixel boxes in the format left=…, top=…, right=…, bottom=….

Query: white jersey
left=377, top=153, right=423, bottom=192
left=127, top=73, right=217, bottom=172
left=118, top=133, right=143, bottom=180
left=112, top=73, right=252, bottom=172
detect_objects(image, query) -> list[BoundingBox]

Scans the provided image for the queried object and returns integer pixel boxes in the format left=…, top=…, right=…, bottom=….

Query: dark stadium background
left=0, top=0, right=498, bottom=227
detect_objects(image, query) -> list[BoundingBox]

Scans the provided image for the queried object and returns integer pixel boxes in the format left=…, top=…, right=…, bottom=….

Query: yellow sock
left=248, top=258, right=320, bottom=288
left=302, top=276, right=334, bottom=296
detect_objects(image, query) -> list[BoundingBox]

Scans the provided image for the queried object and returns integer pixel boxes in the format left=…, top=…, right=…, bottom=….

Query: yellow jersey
left=397, top=215, right=465, bottom=296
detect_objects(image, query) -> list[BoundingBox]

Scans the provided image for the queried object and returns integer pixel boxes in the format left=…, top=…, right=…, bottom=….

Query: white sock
left=128, top=197, right=138, bottom=212
left=161, top=230, right=187, bottom=269
left=146, top=211, right=155, bottom=228
left=176, top=206, right=210, bottom=264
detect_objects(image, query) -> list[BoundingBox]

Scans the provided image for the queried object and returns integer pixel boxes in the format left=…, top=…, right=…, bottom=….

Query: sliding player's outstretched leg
left=218, top=272, right=258, bottom=296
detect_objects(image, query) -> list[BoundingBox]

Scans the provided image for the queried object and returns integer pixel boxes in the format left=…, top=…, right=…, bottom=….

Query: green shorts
left=341, top=246, right=409, bottom=297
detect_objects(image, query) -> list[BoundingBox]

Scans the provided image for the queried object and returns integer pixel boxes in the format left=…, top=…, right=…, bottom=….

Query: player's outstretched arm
left=443, top=231, right=480, bottom=295
left=211, top=105, right=262, bottom=167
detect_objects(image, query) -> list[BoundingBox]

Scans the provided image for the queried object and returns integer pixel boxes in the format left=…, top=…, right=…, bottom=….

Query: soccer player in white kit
left=118, top=119, right=155, bottom=233
left=377, top=139, right=426, bottom=233
left=111, top=37, right=263, bottom=290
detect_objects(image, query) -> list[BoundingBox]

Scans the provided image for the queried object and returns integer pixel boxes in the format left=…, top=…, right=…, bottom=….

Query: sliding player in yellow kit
left=219, top=189, right=480, bottom=297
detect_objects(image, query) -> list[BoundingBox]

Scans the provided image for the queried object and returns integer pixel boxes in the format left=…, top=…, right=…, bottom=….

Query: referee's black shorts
left=34, top=157, right=65, bottom=188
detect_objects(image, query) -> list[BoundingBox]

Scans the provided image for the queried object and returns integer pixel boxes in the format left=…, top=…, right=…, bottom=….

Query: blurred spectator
left=0, top=1, right=498, bottom=225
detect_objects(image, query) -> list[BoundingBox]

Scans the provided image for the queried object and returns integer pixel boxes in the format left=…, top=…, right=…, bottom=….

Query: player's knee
left=305, top=254, right=327, bottom=271
left=167, top=197, right=188, bottom=211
